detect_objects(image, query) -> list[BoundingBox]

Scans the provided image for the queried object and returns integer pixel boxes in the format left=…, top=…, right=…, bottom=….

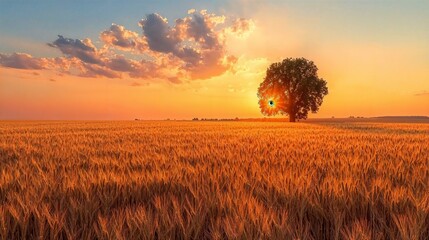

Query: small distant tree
left=257, top=58, right=328, bottom=122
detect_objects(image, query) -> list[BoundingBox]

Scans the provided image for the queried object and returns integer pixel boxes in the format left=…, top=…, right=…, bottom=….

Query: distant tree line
left=192, top=118, right=239, bottom=121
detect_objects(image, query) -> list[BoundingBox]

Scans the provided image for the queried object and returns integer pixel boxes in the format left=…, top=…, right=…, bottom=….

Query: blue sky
left=0, top=1, right=222, bottom=54
left=1, top=0, right=428, bottom=57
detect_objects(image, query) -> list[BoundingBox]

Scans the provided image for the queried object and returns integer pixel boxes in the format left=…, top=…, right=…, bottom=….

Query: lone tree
left=257, top=58, right=328, bottom=122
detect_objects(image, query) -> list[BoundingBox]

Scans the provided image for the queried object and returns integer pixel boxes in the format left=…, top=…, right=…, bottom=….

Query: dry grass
left=1, top=120, right=429, bottom=239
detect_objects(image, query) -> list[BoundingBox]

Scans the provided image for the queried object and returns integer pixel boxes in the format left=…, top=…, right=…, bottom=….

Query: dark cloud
left=48, top=35, right=103, bottom=64
left=107, top=56, right=139, bottom=72
left=139, top=13, right=180, bottom=53
left=186, top=13, right=217, bottom=48
left=0, top=53, right=46, bottom=69
left=175, top=47, right=201, bottom=66
left=1, top=10, right=253, bottom=82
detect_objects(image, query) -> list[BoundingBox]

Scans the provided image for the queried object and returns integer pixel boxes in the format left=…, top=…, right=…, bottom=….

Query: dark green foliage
left=258, top=58, right=328, bottom=122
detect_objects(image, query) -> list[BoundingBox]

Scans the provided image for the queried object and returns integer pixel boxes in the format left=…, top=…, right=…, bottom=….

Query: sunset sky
left=1, top=0, right=428, bottom=120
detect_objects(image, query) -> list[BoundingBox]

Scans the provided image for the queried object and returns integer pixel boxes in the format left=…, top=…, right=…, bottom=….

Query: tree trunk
left=289, top=113, right=296, bottom=122
left=289, top=94, right=296, bottom=122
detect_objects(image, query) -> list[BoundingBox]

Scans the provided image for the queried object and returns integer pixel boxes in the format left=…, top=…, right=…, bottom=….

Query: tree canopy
left=257, top=58, right=328, bottom=122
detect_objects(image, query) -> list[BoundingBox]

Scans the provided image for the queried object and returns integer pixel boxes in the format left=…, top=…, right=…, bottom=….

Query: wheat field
left=1, top=120, right=429, bottom=239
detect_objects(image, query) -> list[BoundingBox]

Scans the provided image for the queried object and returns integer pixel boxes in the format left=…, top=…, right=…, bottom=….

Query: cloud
left=100, top=24, right=146, bottom=52
left=130, top=81, right=149, bottom=87
left=228, top=18, right=255, bottom=38
left=140, top=13, right=181, bottom=53
left=138, top=10, right=239, bottom=79
left=106, top=55, right=160, bottom=79
left=107, top=55, right=139, bottom=72
left=48, top=35, right=103, bottom=64
left=415, top=91, right=429, bottom=96
left=0, top=53, right=47, bottom=69
left=167, top=77, right=182, bottom=84
left=81, top=64, right=121, bottom=78
left=168, top=10, right=235, bottom=79
left=0, top=10, right=253, bottom=83
left=186, top=13, right=216, bottom=48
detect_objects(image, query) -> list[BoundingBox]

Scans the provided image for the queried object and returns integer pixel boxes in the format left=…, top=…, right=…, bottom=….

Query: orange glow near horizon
left=1, top=3, right=429, bottom=120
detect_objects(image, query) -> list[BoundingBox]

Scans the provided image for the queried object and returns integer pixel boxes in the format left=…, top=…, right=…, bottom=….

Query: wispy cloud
left=0, top=10, right=254, bottom=83
left=415, top=90, right=429, bottom=96
left=130, top=81, right=149, bottom=87
left=0, top=53, right=48, bottom=69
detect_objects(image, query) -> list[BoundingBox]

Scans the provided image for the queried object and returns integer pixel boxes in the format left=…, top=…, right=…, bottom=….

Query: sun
left=258, top=86, right=286, bottom=116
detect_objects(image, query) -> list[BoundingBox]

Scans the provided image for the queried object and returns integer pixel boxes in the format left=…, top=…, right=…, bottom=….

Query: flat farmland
left=1, top=121, right=429, bottom=239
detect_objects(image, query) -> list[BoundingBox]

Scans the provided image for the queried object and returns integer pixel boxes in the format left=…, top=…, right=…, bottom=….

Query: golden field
left=1, top=120, right=429, bottom=240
